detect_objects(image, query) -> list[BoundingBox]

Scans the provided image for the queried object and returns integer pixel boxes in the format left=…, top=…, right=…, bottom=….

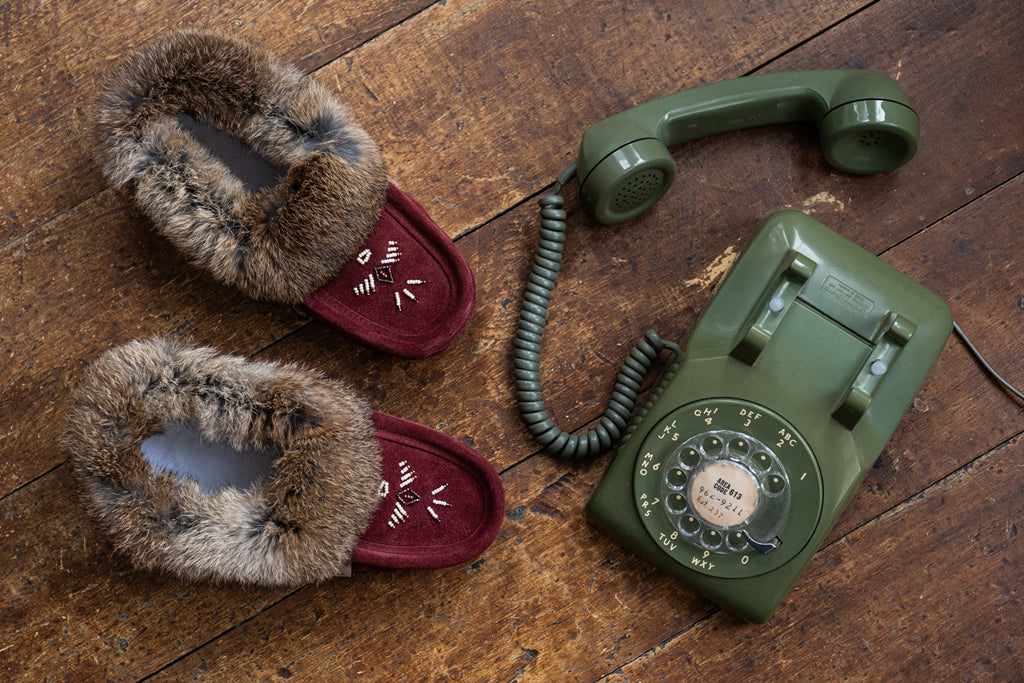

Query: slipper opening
left=175, top=113, right=287, bottom=191
left=140, top=419, right=281, bottom=495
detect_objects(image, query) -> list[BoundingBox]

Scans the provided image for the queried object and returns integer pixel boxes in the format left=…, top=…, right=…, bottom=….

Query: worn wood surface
left=1, top=0, right=1021, bottom=680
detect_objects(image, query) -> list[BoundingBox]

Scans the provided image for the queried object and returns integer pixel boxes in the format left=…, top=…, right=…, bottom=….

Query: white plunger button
left=689, top=461, right=759, bottom=527
left=870, top=360, right=888, bottom=376
left=768, top=296, right=785, bottom=313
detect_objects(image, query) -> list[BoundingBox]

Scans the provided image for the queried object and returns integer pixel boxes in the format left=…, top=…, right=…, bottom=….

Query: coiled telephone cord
left=514, top=163, right=683, bottom=460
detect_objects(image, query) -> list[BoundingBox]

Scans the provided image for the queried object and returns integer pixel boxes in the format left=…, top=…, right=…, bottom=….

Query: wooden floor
left=3, top=0, right=1022, bottom=680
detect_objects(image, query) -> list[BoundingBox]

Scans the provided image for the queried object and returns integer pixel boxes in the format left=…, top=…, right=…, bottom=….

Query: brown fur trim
left=61, top=338, right=382, bottom=586
left=93, top=30, right=388, bottom=304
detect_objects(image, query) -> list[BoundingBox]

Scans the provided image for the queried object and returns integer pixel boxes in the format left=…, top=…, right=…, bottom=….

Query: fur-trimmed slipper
left=93, top=30, right=475, bottom=358
left=61, top=338, right=504, bottom=586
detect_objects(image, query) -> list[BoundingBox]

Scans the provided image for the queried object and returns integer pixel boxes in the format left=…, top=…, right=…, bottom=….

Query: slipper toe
left=352, top=412, right=504, bottom=570
left=304, top=184, right=477, bottom=359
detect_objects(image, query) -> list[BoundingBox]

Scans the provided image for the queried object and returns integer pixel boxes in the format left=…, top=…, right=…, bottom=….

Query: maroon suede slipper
left=93, top=30, right=475, bottom=359
left=62, top=338, right=504, bottom=586
left=352, top=412, right=504, bottom=570
left=304, top=184, right=477, bottom=359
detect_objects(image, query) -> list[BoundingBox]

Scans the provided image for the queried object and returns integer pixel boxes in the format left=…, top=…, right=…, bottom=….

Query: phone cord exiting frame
left=514, top=163, right=684, bottom=461
left=953, top=322, right=1024, bottom=403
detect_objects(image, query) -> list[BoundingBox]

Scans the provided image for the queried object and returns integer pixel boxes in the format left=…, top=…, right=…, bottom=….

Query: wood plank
left=0, top=0, right=435, bottom=241
left=600, top=435, right=1024, bottom=681
left=830, top=172, right=1024, bottom=533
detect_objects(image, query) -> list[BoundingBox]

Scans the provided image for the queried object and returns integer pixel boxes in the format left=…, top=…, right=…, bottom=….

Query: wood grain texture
left=1, top=0, right=1021, bottom=679
left=326, top=0, right=875, bottom=236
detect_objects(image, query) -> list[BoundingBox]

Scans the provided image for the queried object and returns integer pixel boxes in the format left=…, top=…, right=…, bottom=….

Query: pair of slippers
left=63, top=30, right=502, bottom=587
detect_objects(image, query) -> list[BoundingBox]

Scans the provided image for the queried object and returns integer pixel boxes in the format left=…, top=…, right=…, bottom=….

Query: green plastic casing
left=577, top=70, right=919, bottom=224
left=585, top=211, right=951, bottom=622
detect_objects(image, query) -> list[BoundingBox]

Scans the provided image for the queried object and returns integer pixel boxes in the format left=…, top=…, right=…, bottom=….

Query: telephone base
left=586, top=210, right=951, bottom=622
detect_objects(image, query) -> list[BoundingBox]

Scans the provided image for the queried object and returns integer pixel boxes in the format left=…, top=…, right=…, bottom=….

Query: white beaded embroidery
left=399, top=461, right=415, bottom=489
left=381, top=241, right=401, bottom=265
left=351, top=239, right=426, bottom=311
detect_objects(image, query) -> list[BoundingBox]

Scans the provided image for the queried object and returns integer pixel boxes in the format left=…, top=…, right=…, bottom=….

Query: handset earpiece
left=576, top=69, right=919, bottom=224
left=817, top=71, right=919, bottom=175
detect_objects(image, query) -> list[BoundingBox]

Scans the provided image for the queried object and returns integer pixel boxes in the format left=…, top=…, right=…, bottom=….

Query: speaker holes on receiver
left=859, top=132, right=883, bottom=147
left=613, top=171, right=663, bottom=212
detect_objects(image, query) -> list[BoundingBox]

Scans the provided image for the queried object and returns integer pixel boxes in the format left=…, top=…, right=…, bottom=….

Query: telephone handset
left=575, top=69, right=919, bottom=223
left=513, top=70, right=951, bottom=621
